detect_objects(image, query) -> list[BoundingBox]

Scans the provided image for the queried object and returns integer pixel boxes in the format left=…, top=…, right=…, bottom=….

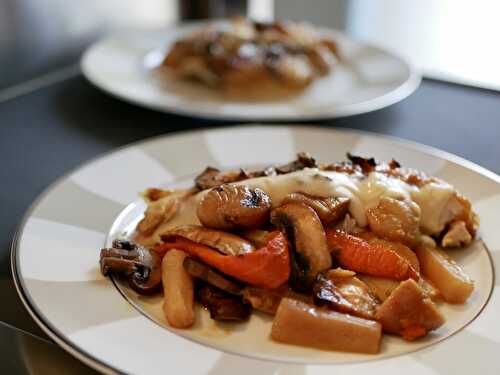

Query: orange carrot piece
left=326, top=230, right=418, bottom=281
left=153, top=231, right=290, bottom=289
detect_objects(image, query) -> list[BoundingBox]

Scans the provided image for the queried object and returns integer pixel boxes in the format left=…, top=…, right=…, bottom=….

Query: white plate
left=81, top=21, right=421, bottom=121
left=12, top=125, right=500, bottom=375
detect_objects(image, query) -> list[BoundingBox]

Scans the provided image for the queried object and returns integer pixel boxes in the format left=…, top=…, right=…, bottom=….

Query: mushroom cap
left=271, top=202, right=331, bottom=291
left=197, top=184, right=271, bottom=230
left=100, top=240, right=162, bottom=295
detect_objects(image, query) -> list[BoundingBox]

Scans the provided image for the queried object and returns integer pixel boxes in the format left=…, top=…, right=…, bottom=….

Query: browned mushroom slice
left=183, top=257, right=243, bottom=295
left=161, top=225, right=255, bottom=256
left=281, top=193, right=349, bottom=226
left=197, top=284, right=250, bottom=322
left=197, top=184, right=271, bottom=230
left=275, top=152, right=317, bottom=174
left=271, top=202, right=331, bottom=292
left=100, top=239, right=162, bottom=295
left=346, top=153, right=377, bottom=174
left=194, top=167, right=247, bottom=190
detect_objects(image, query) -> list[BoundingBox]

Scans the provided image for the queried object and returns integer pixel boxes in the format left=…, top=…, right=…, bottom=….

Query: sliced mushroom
left=346, top=153, right=377, bottom=174
left=197, top=284, right=250, bottom=321
left=161, top=225, right=255, bottom=256
left=281, top=193, right=349, bottom=226
left=100, top=239, right=162, bottom=295
left=183, top=257, right=243, bottom=295
left=271, top=202, right=332, bottom=292
left=275, top=152, right=317, bottom=174
left=197, top=184, right=271, bottom=230
left=195, top=167, right=247, bottom=190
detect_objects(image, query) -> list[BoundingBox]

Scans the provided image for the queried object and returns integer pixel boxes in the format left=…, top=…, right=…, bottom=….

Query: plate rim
left=81, top=21, right=422, bottom=121
left=10, top=124, right=500, bottom=374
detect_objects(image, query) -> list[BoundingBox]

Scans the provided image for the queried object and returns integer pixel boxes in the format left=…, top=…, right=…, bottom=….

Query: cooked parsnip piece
left=357, top=275, right=400, bottom=302
left=375, top=279, right=445, bottom=341
left=162, top=250, right=195, bottom=328
left=271, top=298, right=382, bottom=354
left=415, top=245, right=474, bottom=303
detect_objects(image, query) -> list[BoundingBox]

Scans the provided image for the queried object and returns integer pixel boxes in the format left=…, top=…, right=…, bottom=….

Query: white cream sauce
left=232, top=168, right=456, bottom=234
left=153, top=168, right=456, bottom=239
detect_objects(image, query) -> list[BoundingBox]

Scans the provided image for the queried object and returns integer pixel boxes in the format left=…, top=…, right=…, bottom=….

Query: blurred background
left=1, top=0, right=499, bottom=97
left=1, top=1, right=499, bottom=374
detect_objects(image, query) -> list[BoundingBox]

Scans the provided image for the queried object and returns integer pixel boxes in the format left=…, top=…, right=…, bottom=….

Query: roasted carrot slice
left=153, top=231, right=290, bottom=289
left=326, top=230, right=418, bottom=280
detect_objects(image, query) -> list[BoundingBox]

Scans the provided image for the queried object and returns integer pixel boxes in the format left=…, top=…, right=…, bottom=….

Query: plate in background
left=81, top=21, right=420, bottom=121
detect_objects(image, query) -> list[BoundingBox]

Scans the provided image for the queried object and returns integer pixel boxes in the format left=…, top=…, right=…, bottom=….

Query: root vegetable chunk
left=162, top=250, right=195, bottom=328
left=415, top=245, right=474, bottom=303
left=375, top=279, right=445, bottom=341
left=271, top=298, right=382, bottom=354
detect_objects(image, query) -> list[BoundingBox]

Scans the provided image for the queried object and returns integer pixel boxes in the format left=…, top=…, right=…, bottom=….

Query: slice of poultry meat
left=375, top=279, right=445, bottom=341
left=160, top=225, right=255, bottom=256
left=197, top=184, right=271, bottom=230
left=100, top=239, right=162, bottom=295
left=441, top=221, right=472, bottom=248
left=137, top=188, right=194, bottom=236
left=271, top=202, right=331, bottom=292
left=313, top=271, right=379, bottom=320
left=281, top=193, right=349, bottom=226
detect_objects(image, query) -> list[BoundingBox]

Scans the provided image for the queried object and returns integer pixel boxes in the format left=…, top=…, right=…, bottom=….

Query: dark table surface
left=1, top=72, right=500, bottom=373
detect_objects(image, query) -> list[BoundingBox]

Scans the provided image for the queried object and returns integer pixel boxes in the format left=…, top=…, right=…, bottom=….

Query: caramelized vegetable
left=197, top=184, right=271, bottom=230
left=375, top=279, right=445, bottom=341
left=162, top=250, right=195, bottom=328
left=313, top=272, right=379, bottom=320
left=197, top=284, right=250, bottom=321
left=155, top=231, right=290, bottom=289
left=326, top=229, right=418, bottom=280
left=415, top=245, right=473, bottom=303
left=271, top=298, right=382, bottom=354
